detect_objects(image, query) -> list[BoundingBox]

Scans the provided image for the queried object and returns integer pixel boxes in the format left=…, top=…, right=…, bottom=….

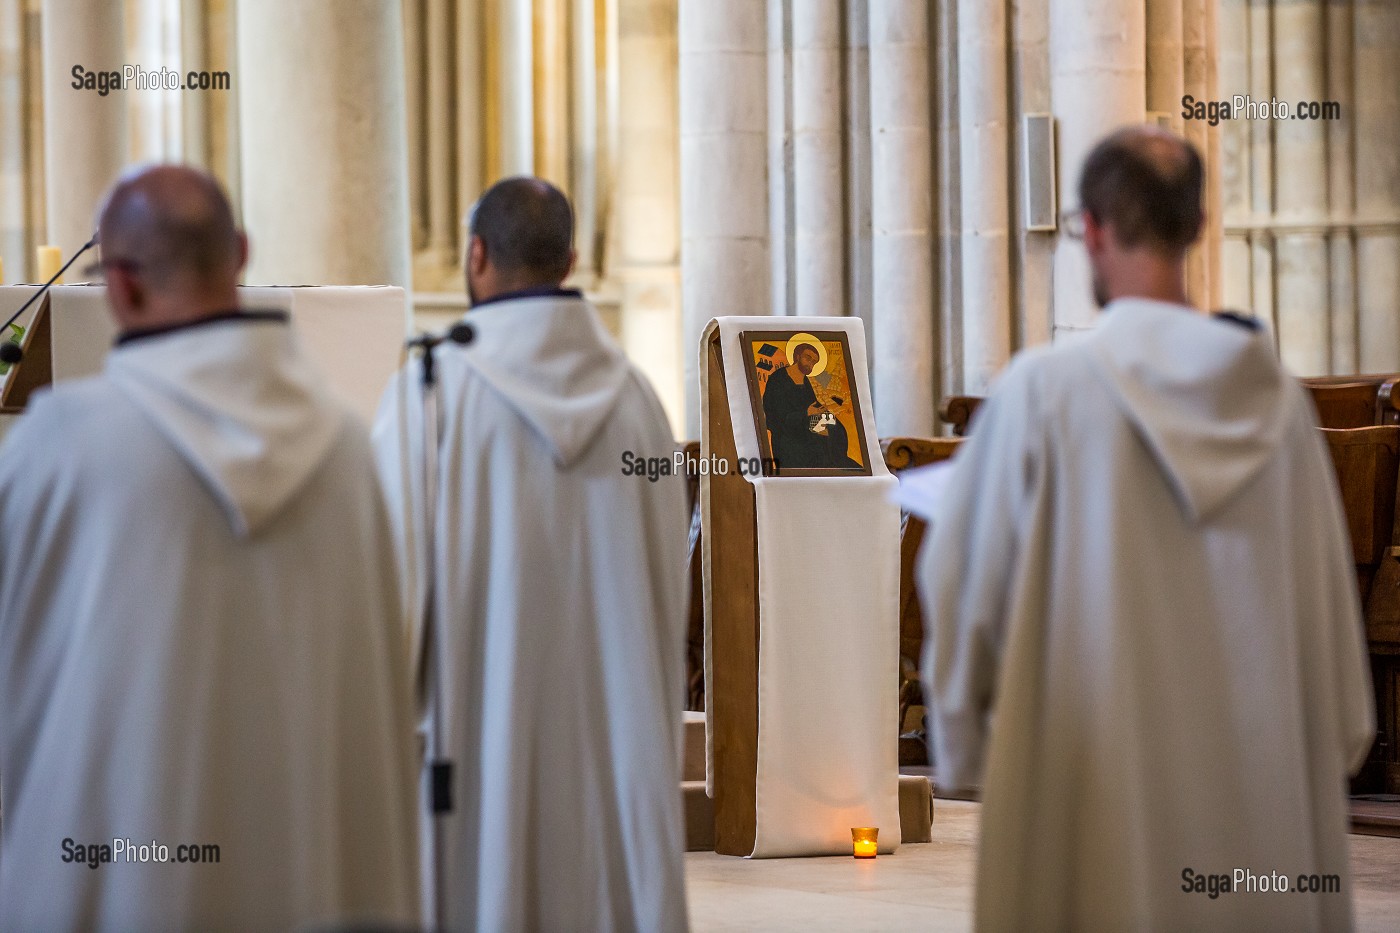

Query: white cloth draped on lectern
left=701, top=316, right=901, bottom=858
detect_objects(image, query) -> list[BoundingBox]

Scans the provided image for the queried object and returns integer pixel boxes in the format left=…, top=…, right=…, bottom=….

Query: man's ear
left=564, top=248, right=577, bottom=282
left=234, top=230, right=249, bottom=276
left=105, top=266, right=144, bottom=327
left=1082, top=211, right=1107, bottom=256
left=468, top=236, right=488, bottom=276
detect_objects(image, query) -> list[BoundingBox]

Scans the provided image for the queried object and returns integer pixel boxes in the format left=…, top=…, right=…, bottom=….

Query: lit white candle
left=36, top=246, right=62, bottom=284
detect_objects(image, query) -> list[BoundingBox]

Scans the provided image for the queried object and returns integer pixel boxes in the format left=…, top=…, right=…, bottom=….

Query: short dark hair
left=1078, top=127, right=1204, bottom=254
left=794, top=343, right=819, bottom=361
left=468, top=176, right=574, bottom=281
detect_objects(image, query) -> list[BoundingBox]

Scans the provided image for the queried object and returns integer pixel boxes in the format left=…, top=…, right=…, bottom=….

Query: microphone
left=407, top=321, right=474, bottom=389
left=1, top=234, right=101, bottom=367
left=405, top=321, right=475, bottom=352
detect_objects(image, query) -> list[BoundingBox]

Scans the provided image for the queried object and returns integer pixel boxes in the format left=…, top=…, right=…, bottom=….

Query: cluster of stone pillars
left=680, top=0, right=1234, bottom=438
left=680, top=0, right=941, bottom=440
left=4, top=0, right=1399, bottom=426
left=1220, top=0, right=1400, bottom=377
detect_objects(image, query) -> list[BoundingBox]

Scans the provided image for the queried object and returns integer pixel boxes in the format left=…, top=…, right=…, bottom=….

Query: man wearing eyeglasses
left=0, top=165, right=418, bottom=931
left=909, top=126, right=1373, bottom=932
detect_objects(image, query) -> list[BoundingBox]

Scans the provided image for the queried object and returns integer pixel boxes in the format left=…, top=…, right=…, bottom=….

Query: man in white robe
left=914, top=128, right=1375, bottom=931
left=0, top=166, right=418, bottom=931
left=373, top=177, right=689, bottom=932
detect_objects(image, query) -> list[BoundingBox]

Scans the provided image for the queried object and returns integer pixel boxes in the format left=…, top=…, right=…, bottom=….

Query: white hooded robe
left=0, top=314, right=419, bottom=932
left=916, top=299, right=1375, bottom=932
left=372, top=292, right=690, bottom=933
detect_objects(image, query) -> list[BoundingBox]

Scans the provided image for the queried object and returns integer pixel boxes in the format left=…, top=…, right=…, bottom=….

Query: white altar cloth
left=0, top=284, right=407, bottom=425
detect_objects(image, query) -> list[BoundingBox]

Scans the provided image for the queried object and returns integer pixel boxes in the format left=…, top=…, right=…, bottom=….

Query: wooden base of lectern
left=705, top=329, right=762, bottom=856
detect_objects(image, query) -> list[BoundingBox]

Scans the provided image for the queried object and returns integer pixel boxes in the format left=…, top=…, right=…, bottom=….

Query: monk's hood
left=1086, top=298, right=1294, bottom=524
left=106, top=314, right=345, bottom=538
left=459, top=294, right=631, bottom=467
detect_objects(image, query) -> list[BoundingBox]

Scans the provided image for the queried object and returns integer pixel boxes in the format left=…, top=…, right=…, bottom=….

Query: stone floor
left=685, top=800, right=1400, bottom=932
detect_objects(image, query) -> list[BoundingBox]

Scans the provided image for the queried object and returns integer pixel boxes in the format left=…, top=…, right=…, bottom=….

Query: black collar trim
left=471, top=286, right=583, bottom=310
left=116, top=310, right=289, bottom=346
left=1212, top=310, right=1262, bottom=332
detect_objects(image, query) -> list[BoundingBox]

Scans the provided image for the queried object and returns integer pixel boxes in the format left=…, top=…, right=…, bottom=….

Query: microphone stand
left=0, top=235, right=100, bottom=366
left=407, top=320, right=473, bottom=929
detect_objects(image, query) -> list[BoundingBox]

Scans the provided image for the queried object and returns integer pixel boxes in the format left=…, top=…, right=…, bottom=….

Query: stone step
left=683, top=710, right=706, bottom=783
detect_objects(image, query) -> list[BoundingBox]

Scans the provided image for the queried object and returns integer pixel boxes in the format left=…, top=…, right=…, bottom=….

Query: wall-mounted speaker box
left=1023, top=112, right=1057, bottom=232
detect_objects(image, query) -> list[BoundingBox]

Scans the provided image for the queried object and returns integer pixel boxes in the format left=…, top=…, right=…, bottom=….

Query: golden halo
left=786, top=333, right=828, bottom=377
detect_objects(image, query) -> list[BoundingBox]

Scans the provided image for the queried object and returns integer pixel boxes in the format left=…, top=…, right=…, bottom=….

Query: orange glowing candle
left=851, top=827, right=878, bottom=859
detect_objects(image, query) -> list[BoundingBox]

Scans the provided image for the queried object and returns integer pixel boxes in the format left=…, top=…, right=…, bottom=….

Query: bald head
left=1078, top=126, right=1203, bottom=255
left=465, top=177, right=575, bottom=303
left=99, top=165, right=243, bottom=294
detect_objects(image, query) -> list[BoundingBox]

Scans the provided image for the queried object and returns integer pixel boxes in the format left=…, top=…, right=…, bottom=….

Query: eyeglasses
left=1059, top=208, right=1088, bottom=240
left=80, top=258, right=142, bottom=282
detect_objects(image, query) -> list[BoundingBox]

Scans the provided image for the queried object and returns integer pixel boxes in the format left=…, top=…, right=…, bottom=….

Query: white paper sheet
left=893, top=460, right=958, bottom=522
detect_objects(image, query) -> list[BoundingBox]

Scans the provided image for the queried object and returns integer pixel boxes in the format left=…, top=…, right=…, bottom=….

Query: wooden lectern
left=0, top=295, right=52, bottom=415
left=701, top=317, right=903, bottom=859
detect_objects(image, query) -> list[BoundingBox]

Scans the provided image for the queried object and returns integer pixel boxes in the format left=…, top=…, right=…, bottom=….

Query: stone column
left=42, top=0, right=127, bottom=258
left=1147, top=0, right=1212, bottom=306
left=498, top=0, right=535, bottom=177
left=1195, top=0, right=1222, bottom=310
left=426, top=0, right=455, bottom=261
left=0, top=0, right=26, bottom=280
left=1272, top=0, right=1328, bottom=376
left=403, top=0, right=426, bottom=249
left=180, top=0, right=210, bottom=168
left=680, top=0, right=769, bottom=438
left=205, top=0, right=240, bottom=207
left=1049, top=0, right=1145, bottom=333
left=869, top=0, right=934, bottom=436
left=236, top=0, right=410, bottom=289
left=1217, top=0, right=1251, bottom=312
left=617, top=0, right=683, bottom=430
left=570, top=0, right=599, bottom=276
left=843, top=0, right=873, bottom=346
left=1325, top=0, right=1356, bottom=373
left=457, top=0, right=485, bottom=226
left=128, top=0, right=182, bottom=162
left=535, top=0, right=570, bottom=186
left=1145, top=0, right=1184, bottom=126
left=1355, top=0, right=1400, bottom=373
left=1246, top=0, right=1273, bottom=333
left=766, top=0, right=791, bottom=317
left=957, top=0, right=1011, bottom=394
left=791, top=0, right=845, bottom=317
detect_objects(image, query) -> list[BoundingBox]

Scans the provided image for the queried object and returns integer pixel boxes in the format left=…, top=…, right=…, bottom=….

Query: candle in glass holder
left=851, top=826, right=878, bottom=859
left=36, top=246, right=62, bottom=284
